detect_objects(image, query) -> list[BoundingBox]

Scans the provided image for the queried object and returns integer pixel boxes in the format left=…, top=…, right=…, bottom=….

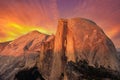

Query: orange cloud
left=105, top=25, right=120, bottom=48
left=106, top=27, right=119, bottom=39
left=0, top=22, right=54, bottom=42
left=0, top=0, right=58, bottom=42
left=0, top=0, right=120, bottom=48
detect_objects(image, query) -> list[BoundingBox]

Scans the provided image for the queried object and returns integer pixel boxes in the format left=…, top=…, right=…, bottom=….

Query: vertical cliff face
left=50, top=18, right=119, bottom=80
left=39, top=35, right=54, bottom=79
left=50, top=19, right=67, bottom=80
left=66, top=18, right=119, bottom=69
left=0, top=18, right=119, bottom=80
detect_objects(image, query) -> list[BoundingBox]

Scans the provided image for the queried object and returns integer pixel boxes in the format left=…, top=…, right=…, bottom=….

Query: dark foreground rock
left=65, top=60, right=120, bottom=80
left=0, top=18, right=119, bottom=80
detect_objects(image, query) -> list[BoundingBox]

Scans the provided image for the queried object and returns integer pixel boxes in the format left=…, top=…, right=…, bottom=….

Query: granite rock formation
left=50, top=18, right=120, bottom=80
left=0, top=41, right=10, bottom=53
left=0, top=18, right=119, bottom=80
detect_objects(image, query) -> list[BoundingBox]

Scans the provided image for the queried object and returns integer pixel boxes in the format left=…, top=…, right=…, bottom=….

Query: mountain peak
left=26, top=30, right=47, bottom=36
left=25, top=30, right=51, bottom=37
left=50, top=18, right=119, bottom=80
left=29, top=30, right=41, bottom=34
left=0, top=30, right=50, bottom=56
left=0, top=18, right=119, bottom=80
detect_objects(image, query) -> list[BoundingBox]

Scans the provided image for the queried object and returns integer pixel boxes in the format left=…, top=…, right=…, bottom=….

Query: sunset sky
left=0, top=0, right=120, bottom=48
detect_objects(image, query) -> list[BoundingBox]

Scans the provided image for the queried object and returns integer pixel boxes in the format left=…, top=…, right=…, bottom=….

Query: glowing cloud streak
left=0, top=22, right=53, bottom=42
left=0, top=0, right=120, bottom=47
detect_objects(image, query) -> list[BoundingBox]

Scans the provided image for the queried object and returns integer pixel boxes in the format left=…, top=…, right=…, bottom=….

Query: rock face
left=66, top=18, right=119, bottom=69
left=117, top=48, right=120, bottom=52
left=0, top=31, right=51, bottom=56
left=50, top=18, right=120, bottom=80
left=117, top=52, right=120, bottom=61
left=117, top=48, right=120, bottom=61
left=0, top=18, right=119, bottom=80
left=0, top=41, right=10, bottom=53
left=0, top=31, right=54, bottom=80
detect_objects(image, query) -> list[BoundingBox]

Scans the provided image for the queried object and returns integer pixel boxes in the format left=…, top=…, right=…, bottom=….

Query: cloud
left=0, top=0, right=59, bottom=41
left=0, top=0, right=59, bottom=26
left=0, top=0, right=120, bottom=48
left=72, top=0, right=120, bottom=47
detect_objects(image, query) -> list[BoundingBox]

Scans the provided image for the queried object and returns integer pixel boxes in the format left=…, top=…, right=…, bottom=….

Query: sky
left=0, top=0, right=120, bottom=48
